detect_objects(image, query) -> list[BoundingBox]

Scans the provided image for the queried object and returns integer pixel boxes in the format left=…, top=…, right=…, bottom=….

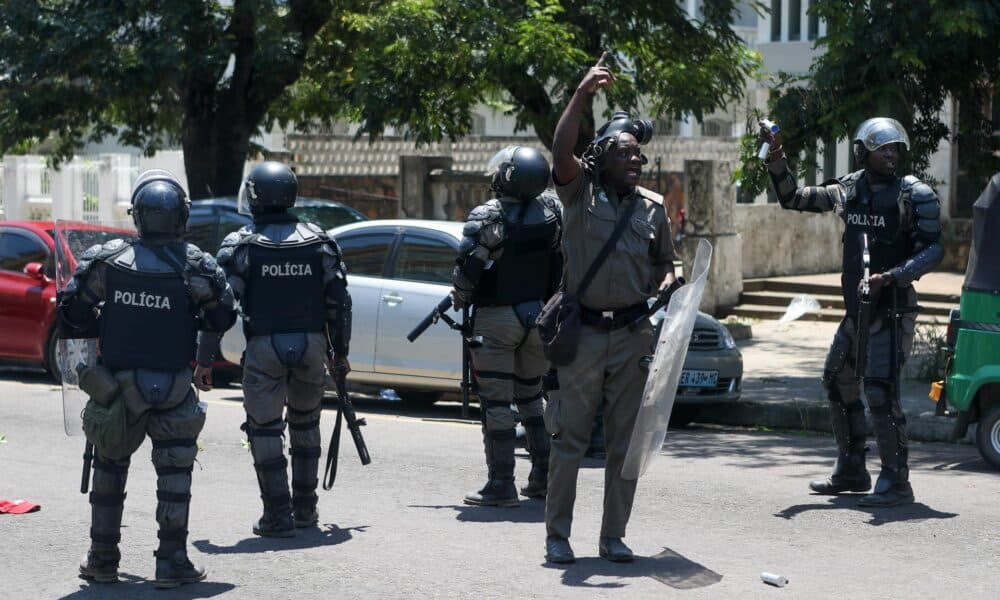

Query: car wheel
left=669, top=406, right=700, bottom=428
left=976, top=403, right=1000, bottom=470
left=45, top=328, right=62, bottom=384
left=401, top=391, right=442, bottom=408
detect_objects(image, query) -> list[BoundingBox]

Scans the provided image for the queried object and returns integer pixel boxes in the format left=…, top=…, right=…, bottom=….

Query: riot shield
left=54, top=220, right=135, bottom=436
left=621, top=238, right=713, bottom=480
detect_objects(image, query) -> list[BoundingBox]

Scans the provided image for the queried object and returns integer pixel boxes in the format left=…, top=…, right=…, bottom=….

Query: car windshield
left=289, top=205, right=365, bottom=231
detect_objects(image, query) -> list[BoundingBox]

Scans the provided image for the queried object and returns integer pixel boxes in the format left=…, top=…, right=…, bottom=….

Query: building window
left=701, top=119, right=726, bottom=137
left=789, top=0, right=802, bottom=41
left=654, top=119, right=678, bottom=136
left=807, top=2, right=820, bottom=40
left=470, top=113, right=486, bottom=136
left=770, top=0, right=782, bottom=41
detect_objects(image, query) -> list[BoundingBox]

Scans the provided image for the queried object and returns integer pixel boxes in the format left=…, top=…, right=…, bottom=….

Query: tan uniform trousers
left=242, top=332, right=328, bottom=494
left=471, top=306, right=548, bottom=431
left=545, top=320, right=653, bottom=539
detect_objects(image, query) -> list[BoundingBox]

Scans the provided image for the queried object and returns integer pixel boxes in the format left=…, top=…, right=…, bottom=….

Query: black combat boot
left=252, top=456, right=295, bottom=537
left=79, top=549, right=121, bottom=584
left=810, top=400, right=871, bottom=494
left=464, top=429, right=519, bottom=507
left=290, top=446, right=321, bottom=528
left=520, top=416, right=550, bottom=498
left=80, top=456, right=129, bottom=583
left=859, top=411, right=914, bottom=507
left=154, top=532, right=206, bottom=590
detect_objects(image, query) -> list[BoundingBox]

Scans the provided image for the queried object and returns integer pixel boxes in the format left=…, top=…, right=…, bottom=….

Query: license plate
left=679, top=369, right=718, bottom=388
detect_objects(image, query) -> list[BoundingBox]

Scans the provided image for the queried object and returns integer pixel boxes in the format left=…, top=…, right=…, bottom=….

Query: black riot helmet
left=239, top=161, right=298, bottom=215
left=129, top=169, right=189, bottom=240
left=583, top=111, right=653, bottom=169
left=486, top=146, right=550, bottom=201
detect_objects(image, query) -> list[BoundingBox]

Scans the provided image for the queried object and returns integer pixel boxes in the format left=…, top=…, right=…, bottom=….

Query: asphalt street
left=0, top=370, right=998, bottom=599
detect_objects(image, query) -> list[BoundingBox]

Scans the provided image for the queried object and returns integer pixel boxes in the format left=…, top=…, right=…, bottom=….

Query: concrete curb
left=695, top=400, right=966, bottom=444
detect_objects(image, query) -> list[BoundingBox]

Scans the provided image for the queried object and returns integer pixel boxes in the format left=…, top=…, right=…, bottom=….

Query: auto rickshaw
left=930, top=172, right=1000, bottom=469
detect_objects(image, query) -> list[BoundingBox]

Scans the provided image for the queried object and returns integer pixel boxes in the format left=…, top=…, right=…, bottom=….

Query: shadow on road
left=60, top=576, right=235, bottom=599
left=774, top=496, right=958, bottom=526
left=0, top=367, right=54, bottom=384
left=192, top=523, right=368, bottom=555
left=545, top=547, right=722, bottom=590
left=409, top=501, right=545, bottom=523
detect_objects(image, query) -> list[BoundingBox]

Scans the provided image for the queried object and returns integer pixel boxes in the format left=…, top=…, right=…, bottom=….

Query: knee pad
left=864, top=380, right=893, bottom=413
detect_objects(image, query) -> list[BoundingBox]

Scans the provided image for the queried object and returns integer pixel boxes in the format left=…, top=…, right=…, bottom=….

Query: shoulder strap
left=576, top=196, right=634, bottom=297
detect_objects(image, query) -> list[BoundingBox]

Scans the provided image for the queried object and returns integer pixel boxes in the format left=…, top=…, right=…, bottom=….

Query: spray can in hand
left=757, top=119, right=780, bottom=160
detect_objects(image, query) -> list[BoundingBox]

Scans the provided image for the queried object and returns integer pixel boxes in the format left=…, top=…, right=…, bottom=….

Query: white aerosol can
left=757, top=119, right=780, bottom=160
left=761, top=572, right=789, bottom=587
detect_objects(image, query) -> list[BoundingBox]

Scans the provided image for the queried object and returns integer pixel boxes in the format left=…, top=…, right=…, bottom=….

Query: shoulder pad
left=302, top=221, right=326, bottom=236
left=468, top=200, right=503, bottom=223
left=294, top=222, right=325, bottom=242
left=837, top=170, right=864, bottom=187
left=220, top=229, right=252, bottom=249
left=910, top=181, right=938, bottom=206
left=539, top=192, right=563, bottom=219
left=901, top=175, right=920, bottom=190
left=82, top=238, right=128, bottom=262
left=182, top=243, right=220, bottom=275
left=635, top=186, right=663, bottom=205
left=320, top=237, right=343, bottom=258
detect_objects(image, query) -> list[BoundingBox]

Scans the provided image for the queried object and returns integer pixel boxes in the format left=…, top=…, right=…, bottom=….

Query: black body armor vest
left=842, top=177, right=911, bottom=316
left=100, top=265, right=196, bottom=371
left=243, top=241, right=326, bottom=336
left=476, top=199, right=558, bottom=306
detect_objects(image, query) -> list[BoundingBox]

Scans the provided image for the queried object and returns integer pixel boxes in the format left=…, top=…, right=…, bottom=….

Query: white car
left=221, top=220, right=467, bottom=405
left=220, top=219, right=743, bottom=413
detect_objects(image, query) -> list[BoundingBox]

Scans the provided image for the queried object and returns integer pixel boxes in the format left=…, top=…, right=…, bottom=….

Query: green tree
left=1, top=1, right=759, bottom=198
left=284, top=0, right=761, bottom=156
left=768, top=0, right=1000, bottom=212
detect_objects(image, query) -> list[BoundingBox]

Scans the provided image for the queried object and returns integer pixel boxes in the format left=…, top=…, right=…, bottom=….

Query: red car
left=0, top=221, right=131, bottom=380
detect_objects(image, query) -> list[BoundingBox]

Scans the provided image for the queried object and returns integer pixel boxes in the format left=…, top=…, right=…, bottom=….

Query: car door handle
left=382, top=293, right=404, bottom=305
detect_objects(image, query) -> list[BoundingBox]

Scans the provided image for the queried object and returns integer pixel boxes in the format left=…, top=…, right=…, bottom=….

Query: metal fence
left=81, top=158, right=101, bottom=223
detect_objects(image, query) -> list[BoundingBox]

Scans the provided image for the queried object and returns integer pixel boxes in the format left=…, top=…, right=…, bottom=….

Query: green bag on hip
left=79, top=365, right=131, bottom=458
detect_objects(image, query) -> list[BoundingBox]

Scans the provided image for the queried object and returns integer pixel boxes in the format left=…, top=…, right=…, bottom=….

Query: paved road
left=0, top=371, right=997, bottom=599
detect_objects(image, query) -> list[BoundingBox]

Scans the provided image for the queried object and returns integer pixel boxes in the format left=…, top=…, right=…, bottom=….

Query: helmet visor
left=237, top=181, right=253, bottom=216
left=485, top=146, right=518, bottom=177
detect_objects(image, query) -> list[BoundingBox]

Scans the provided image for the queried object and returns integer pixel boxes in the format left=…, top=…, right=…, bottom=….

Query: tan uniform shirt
left=555, top=164, right=675, bottom=310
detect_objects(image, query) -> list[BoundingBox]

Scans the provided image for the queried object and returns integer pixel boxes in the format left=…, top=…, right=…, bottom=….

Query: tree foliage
left=768, top=0, right=1000, bottom=203
left=283, top=0, right=761, bottom=153
left=1, top=1, right=760, bottom=197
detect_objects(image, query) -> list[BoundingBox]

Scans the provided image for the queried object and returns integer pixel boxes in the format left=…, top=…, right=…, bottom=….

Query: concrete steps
left=732, top=278, right=956, bottom=324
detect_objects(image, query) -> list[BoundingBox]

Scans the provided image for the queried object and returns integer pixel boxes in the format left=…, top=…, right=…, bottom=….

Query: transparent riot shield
left=621, top=238, right=713, bottom=480
left=54, top=220, right=135, bottom=436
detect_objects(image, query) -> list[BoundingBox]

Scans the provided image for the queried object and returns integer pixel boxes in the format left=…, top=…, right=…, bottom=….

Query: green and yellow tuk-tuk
left=930, top=172, right=1000, bottom=469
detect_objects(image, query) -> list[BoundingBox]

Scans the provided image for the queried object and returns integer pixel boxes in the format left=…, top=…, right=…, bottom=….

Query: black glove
left=657, top=277, right=686, bottom=306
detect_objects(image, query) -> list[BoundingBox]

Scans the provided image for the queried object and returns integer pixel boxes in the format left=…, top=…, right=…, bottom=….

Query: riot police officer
left=452, top=146, right=563, bottom=507
left=194, top=161, right=352, bottom=537
left=760, top=117, right=943, bottom=506
left=59, top=170, right=236, bottom=588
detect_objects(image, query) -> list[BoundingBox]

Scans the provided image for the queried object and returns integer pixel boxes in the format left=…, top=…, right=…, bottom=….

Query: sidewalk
left=700, top=318, right=961, bottom=443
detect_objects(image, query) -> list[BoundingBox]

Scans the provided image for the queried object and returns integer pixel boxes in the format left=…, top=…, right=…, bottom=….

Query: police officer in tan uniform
left=545, top=55, right=677, bottom=564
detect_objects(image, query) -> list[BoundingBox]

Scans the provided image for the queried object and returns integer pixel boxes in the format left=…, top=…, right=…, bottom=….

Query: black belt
left=580, top=302, right=648, bottom=331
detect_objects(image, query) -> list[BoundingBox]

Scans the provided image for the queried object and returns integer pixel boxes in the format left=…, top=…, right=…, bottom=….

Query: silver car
left=221, top=219, right=743, bottom=414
